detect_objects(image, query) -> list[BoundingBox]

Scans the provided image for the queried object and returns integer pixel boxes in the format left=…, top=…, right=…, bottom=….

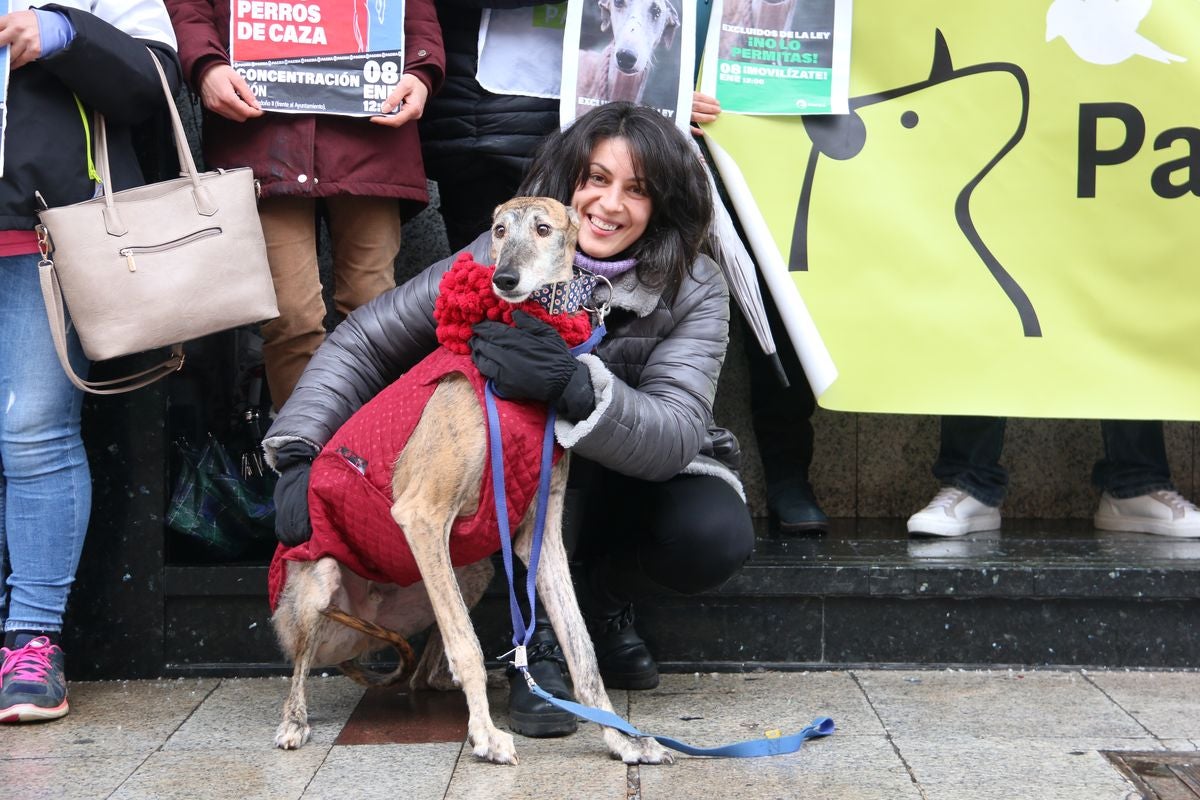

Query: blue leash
left=483, top=323, right=834, bottom=757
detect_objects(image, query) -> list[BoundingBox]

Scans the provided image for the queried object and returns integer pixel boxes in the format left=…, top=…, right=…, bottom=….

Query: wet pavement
left=3, top=665, right=1195, bottom=798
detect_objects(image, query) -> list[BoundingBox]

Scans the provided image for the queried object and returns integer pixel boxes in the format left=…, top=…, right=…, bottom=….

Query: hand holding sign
left=199, top=63, right=264, bottom=122
left=370, top=71, right=427, bottom=127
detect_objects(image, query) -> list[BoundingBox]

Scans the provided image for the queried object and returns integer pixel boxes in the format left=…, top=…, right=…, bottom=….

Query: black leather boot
left=506, top=609, right=578, bottom=738
left=588, top=602, right=660, bottom=690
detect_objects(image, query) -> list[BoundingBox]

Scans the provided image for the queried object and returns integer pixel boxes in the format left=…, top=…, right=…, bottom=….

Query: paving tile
left=443, top=730, right=628, bottom=800
left=110, top=747, right=328, bottom=800
left=894, top=738, right=1146, bottom=800
left=854, top=669, right=1149, bottom=740
left=0, top=678, right=217, bottom=759
left=639, top=734, right=919, bottom=800
left=1159, top=739, right=1200, bottom=751
left=0, top=754, right=145, bottom=799
left=163, top=675, right=364, bottom=751
left=628, top=672, right=881, bottom=743
left=302, top=743, right=462, bottom=800
left=1085, top=671, right=1200, bottom=740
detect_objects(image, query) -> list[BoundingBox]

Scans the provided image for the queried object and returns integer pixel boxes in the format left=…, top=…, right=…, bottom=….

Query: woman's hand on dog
left=273, top=441, right=318, bottom=546
left=470, top=311, right=595, bottom=419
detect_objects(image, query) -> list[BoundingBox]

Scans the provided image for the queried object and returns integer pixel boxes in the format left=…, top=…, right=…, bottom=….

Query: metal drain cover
left=1103, top=751, right=1200, bottom=799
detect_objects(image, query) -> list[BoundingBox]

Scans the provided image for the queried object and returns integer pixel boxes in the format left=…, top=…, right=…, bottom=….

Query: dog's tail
left=320, top=605, right=416, bottom=687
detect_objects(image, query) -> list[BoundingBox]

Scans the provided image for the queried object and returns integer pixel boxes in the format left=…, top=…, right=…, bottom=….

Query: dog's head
left=489, top=197, right=580, bottom=303
left=597, top=0, right=679, bottom=75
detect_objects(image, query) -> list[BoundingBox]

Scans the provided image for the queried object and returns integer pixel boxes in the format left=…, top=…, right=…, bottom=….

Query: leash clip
left=497, top=644, right=529, bottom=670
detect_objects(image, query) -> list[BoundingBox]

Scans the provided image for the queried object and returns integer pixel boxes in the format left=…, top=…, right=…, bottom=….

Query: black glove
left=470, top=310, right=596, bottom=420
left=273, top=441, right=318, bottom=546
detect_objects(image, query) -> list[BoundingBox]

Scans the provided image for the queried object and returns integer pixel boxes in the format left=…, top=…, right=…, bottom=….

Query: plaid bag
left=166, top=436, right=276, bottom=559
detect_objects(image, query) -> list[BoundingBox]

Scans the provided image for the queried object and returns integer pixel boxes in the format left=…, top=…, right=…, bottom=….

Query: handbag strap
left=94, top=49, right=217, bottom=236
left=36, top=255, right=184, bottom=395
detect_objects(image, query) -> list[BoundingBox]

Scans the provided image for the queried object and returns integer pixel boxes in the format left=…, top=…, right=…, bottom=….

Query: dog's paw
left=606, top=731, right=674, bottom=765
left=274, top=720, right=312, bottom=750
left=470, top=727, right=518, bottom=765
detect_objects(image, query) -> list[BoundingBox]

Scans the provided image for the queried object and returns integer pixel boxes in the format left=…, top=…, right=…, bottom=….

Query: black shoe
left=768, top=478, right=829, bottom=533
left=589, top=604, right=659, bottom=690
left=506, top=625, right=578, bottom=738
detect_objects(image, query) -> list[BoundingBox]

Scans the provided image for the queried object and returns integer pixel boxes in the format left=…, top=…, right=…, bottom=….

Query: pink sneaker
left=0, top=637, right=69, bottom=722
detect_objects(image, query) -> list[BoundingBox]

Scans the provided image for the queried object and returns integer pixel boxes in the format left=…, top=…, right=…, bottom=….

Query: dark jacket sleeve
left=403, top=0, right=447, bottom=96
left=39, top=5, right=181, bottom=125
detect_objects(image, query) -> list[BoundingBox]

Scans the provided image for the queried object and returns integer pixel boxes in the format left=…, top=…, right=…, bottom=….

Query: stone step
left=155, top=519, right=1200, bottom=677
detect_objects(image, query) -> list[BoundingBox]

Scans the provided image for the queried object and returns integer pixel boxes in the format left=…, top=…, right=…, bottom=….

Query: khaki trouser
left=258, top=195, right=401, bottom=408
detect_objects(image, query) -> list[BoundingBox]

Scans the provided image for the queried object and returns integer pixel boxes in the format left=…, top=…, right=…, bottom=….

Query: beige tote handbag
left=35, top=50, right=278, bottom=394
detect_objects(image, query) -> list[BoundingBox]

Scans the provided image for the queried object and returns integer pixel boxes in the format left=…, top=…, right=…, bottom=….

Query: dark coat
left=0, top=5, right=181, bottom=230
left=166, top=0, right=446, bottom=215
left=417, top=0, right=558, bottom=184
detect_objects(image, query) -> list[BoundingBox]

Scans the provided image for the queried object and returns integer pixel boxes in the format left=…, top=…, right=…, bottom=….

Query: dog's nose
left=616, top=49, right=638, bottom=73
left=492, top=269, right=520, bottom=292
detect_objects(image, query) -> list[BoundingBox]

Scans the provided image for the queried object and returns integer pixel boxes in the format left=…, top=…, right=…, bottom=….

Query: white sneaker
left=907, top=487, right=1002, bottom=537
left=1093, top=490, right=1200, bottom=538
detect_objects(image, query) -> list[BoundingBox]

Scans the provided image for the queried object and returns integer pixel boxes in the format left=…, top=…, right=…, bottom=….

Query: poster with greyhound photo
left=228, top=0, right=406, bottom=116
left=560, top=0, right=694, bottom=131
left=700, top=0, right=851, bottom=114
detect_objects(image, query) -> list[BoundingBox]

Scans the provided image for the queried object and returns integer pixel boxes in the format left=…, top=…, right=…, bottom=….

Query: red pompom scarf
left=433, top=253, right=593, bottom=352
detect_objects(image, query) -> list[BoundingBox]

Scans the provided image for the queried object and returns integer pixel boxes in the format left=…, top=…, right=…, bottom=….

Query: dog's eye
left=536, top=224, right=551, bottom=237
left=493, top=224, right=506, bottom=238
left=613, top=0, right=626, bottom=8
left=650, top=2, right=660, bottom=18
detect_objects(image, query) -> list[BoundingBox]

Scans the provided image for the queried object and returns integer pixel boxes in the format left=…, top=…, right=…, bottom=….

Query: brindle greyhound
left=269, top=196, right=671, bottom=766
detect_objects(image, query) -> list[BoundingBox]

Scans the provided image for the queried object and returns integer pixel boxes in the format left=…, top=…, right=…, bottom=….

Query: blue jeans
left=934, top=416, right=1174, bottom=507
left=0, top=253, right=91, bottom=635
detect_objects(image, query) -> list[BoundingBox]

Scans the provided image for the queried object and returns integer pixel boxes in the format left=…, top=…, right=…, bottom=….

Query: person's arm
left=372, top=0, right=445, bottom=126
left=32, top=3, right=181, bottom=124
left=164, top=0, right=263, bottom=121
left=558, top=257, right=731, bottom=480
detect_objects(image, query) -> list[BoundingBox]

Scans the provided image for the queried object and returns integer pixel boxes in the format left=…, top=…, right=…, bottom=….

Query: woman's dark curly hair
left=518, top=102, right=714, bottom=290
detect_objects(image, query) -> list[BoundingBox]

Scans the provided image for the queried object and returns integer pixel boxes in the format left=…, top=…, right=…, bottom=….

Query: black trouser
left=565, top=458, right=755, bottom=601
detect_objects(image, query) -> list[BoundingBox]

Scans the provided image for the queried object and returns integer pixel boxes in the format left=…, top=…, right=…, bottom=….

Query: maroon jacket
left=166, top=0, right=445, bottom=215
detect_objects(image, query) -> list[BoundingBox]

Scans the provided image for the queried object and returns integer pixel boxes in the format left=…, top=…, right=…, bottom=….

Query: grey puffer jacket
left=264, top=234, right=743, bottom=496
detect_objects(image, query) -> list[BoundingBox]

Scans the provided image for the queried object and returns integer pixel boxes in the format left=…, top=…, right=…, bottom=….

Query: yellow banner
left=704, top=0, right=1200, bottom=421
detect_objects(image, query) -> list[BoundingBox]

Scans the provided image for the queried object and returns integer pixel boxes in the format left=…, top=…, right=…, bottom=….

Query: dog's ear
left=659, top=0, right=679, bottom=49
left=566, top=206, right=580, bottom=233
left=598, top=0, right=612, bottom=32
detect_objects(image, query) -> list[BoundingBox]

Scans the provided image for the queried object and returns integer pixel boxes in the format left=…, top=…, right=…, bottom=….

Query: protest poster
left=229, top=0, right=405, bottom=116
left=701, top=1, right=1200, bottom=421
left=559, top=0, right=695, bottom=132
left=700, top=0, right=851, bottom=115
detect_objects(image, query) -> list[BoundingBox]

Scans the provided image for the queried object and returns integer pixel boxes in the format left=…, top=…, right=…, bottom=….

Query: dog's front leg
left=524, top=461, right=672, bottom=765
left=396, top=506, right=518, bottom=765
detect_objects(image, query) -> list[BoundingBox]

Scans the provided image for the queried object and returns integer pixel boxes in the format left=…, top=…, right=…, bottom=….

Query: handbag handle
left=37, top=255, right=185, bottom=395
left=95, top=50, right=217, bottom=236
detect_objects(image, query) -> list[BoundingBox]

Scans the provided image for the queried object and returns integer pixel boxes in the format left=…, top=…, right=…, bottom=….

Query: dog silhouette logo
left=791, top=30, right=1042, bottom=338
left=1046, top=0, right=1185, bottom=65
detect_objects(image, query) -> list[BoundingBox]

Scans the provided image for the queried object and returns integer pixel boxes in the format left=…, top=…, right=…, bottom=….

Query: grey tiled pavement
left=4, top=668, right=1196, bottom=798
